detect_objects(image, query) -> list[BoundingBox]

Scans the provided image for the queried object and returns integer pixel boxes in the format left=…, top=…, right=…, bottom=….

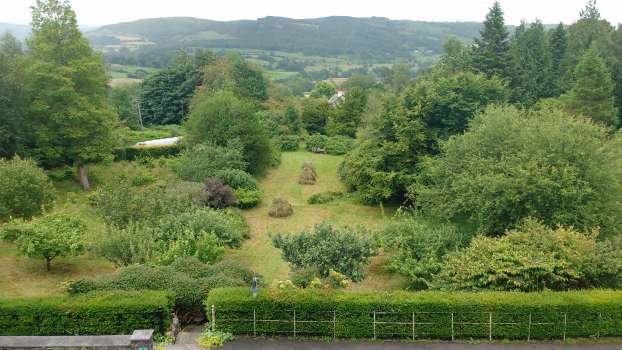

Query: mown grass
left=224, top=150, right=406, bottom=290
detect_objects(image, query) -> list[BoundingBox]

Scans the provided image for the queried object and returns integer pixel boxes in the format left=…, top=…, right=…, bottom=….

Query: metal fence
left=213, top=307, right=620, bottom=341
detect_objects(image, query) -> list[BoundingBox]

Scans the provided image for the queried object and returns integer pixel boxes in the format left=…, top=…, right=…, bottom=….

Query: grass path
left=224, top=151, right=406, bottom=290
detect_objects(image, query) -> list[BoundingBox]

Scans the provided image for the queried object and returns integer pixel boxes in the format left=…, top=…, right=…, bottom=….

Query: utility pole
left=134, top=97, right=144, bottom=130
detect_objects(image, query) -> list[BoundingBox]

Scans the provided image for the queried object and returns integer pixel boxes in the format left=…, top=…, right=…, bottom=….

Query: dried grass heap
left=268, top=197, right=294, bottom=218
left=298, top=161, right=317, bottom=185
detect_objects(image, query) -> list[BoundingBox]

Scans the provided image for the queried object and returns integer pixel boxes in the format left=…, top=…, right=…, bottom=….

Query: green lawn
left=224, top=150, right=406, bottom=291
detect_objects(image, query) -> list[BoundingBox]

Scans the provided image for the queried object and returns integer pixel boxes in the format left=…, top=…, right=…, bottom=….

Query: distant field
left=224, top=150, right=406, bottom=291
left=108, top=64, right=160, bottom=86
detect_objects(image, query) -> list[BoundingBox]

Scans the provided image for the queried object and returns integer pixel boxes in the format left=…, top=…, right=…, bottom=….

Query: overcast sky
left=1, top=0, right=621, bottom=26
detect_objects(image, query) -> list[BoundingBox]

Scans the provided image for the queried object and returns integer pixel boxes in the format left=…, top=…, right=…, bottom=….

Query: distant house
left=328, top=90, right=346, bottom=106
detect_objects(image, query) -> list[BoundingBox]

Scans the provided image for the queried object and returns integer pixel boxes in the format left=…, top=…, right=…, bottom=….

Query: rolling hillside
left=86, top=16, right=484, bottom=60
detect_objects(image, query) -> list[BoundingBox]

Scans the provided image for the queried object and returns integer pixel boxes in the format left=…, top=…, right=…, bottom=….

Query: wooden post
left=527, top=313, right=532, bottom=342
left=253, top=309, right=256, bottom=336
left=211, top=305, right=216, bottom=332
left=598, top=313, right=602, bottom=338
left=563, top=313, right=567, bottom=341
left=451, top=313, right=454, bottom=341
left=293, top=310, right=296, bottom=337
left=412, top=312, right=415, bottom=341
left=488, top=312, right=492, bottom=341
left=373, top=311, right=376, bottom=340
left=333, top=311, right=336, bottom=340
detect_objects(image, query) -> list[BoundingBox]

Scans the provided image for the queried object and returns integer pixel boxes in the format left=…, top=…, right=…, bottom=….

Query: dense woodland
left=1, top=0, right=622, bottom=328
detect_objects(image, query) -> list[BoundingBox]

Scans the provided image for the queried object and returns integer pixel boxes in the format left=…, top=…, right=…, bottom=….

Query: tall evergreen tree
left=563, top=47, right=618, bottom=127
left=549, top=23, right=568, bottom=96
left=474, top=1, right=511, bottom=80
left=0, top=32, right=26, bottom=159
left=24, top=0, right=116, bottom=190
left=509, top=21, right=553, bottom=105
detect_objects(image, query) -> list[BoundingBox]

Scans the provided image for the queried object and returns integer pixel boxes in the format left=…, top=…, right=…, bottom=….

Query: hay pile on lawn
left=298, top=161, right=317, bottom=185
left=269, top=197, right=294, bottom=218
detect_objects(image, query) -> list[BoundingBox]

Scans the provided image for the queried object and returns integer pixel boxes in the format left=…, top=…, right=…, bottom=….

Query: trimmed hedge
left=0, top=291, right=173, bottom=336
left=114, top=144, right=182, bottom=161
left=207, top=288, right=622, bottom=340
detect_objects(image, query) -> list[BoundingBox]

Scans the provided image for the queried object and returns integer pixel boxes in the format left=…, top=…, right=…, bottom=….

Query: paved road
left=167, top=328, right=621, bottom=350
left=219, top=338, right=621, bottom=350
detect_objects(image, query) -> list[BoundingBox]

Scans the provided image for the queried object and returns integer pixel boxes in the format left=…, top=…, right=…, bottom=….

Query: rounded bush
left=0, top=157, right=55, bottom=221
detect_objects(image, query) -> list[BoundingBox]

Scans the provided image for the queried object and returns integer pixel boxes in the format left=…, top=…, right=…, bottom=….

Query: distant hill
left=0, top=23, right=31, bottom=41
left=86, top=16, right=484, bottom=60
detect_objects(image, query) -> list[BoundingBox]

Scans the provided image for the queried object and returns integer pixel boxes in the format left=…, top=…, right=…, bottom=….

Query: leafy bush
left=436, top=219, right=622, bottom=291
left=91, top=177, right=193, bottom=228
left=68, top=259, right=255, bottom=322
left=382, top=216, right=470, bottom=290
left=214, top=169, right=257, bottom=190
left=156, top=208, right=249, bottom=248
left=307, top=191, right=343, bottom=204
left=207, top=288, right=622, bottom=340
left=325, top=136, right=355, bottom=155
left=279, top=135, right=300, bottom=151
left=291, top=267, right=321, bottom=288
left=204, top=178, right=237, bottom=209
left=305, top=134, right=328, bottom=152
left=0, top=157, right=55, bottom=221
left=159, top=230, right=224, bottom=265
left=184, top=90, right=273, bottom=175
left=93, top=223, right=159, bottom=267
left=0, top=291, right=172, bottom=335
left=272, top=223, right=377, bottom=281
left=233, top=188, right=262, bottom=209
left=197, top=330, right=234, bottom=348
left=412, top=105, right=622, bottom=235
left=174, top=142, right=247, bottom=182
left=9, top=213, right=86, bottom=271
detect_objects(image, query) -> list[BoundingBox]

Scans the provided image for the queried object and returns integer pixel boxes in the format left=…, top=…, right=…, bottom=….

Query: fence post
left=293, top=310, right=297, bottom=338
left=598, top=312, right=602, bottom=338
left=527, top=313, right=531, bottom=342
left=412, top=312, right=415, bottom=341
left=253, top=308, right=256, bottom=337
left=563, top=313, right=567, bottom=342
left=211, top=305, right=216, bottom=332
left=489, top=312, right=492, bottom=341
left=451, top=313, right=455, bottom=342
left=333, top=310, right=336, bottom=340
left=373, top=311, right=376, bottom=340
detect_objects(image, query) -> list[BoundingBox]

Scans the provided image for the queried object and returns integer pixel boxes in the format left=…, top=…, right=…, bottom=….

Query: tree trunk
left=77, top=164, right=91, bottom=191
left=45, top=258, right=51, bottom=271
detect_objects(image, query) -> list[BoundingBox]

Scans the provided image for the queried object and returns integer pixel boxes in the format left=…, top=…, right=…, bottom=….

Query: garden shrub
left=158, top=230, right=224, bottom=265
left=0, top=157, right=55, bottom=221
left=93, top=223, right=159, bottom=267
left=207, top=288, right=622, bottom=340
left=233, top=188, right=262, bottom=209
left=173, top=142, right=247, bottom=182
left=325, top=135, right=355, bottom=155
left=156, top=208, right=249, bottom=248
left=272, top=223, right=377, bottom=281
left=307, top=191, right=343, bottom=204
left=279, top=135, right=300, bottom=151
left=291, top=267, right=321, bottom=288
left=204, top=178, right=237, bottom=209
left=214, top=169, right=258, bottom=191
left=382, top=216, right=470, bottom=290
left=197, top=330, right=234, bottom=348
left=305, top=134, right=328, bottom=152
left=269, top=137, right=283, bottom=167
left=69, top=260, right=255, bottom=323
left=0, top=291, right=172, bottom=335
left=436, top=219, right=622, bottom=292
left=268, top=197, right=294, bottom=218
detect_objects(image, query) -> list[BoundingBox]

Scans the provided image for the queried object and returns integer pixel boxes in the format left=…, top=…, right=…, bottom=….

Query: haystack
left=269, top=197, right=294, bottom=218
left=298, top=161, right=317, bottom=185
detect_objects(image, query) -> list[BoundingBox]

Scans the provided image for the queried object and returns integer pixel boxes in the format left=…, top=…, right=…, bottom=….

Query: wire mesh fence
left=213, top=306, right=621, bottom=341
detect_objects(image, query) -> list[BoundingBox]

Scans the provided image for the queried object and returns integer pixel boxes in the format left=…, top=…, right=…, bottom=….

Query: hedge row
left=206, top=288, right=622, bottom=340
left=113, top=144, right=182, bottom=161
left=0, top=291, right=173, bottom=336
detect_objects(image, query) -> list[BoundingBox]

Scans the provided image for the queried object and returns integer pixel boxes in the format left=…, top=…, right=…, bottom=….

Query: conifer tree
left=563, top=47, right=618, bottom=127
left=474, top=1, right=511, bottom=80
left=549, top=23, right=568, bottom=95
left=24, top=0, right=116, bottom=190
